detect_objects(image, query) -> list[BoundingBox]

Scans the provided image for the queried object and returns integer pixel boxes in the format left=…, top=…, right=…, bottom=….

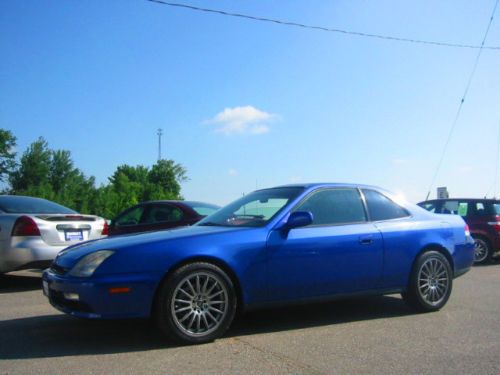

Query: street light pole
left=157, top=128, right=163, bottom=161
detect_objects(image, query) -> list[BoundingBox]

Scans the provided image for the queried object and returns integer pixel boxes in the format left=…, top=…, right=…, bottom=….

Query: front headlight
left=69, top=250, right=115, bottom=277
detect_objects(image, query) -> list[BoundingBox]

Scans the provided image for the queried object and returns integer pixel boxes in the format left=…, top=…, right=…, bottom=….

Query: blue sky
left=1, top=0, right=499, bottom=205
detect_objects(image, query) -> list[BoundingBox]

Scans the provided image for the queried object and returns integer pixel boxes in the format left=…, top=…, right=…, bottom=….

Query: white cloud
left=206, top=105, right=277, bottom=135
left=228, top=169, right=238, bottom=176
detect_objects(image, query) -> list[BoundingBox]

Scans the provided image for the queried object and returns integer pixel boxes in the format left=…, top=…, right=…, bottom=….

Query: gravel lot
left=1, top=264, right=499, bottom=375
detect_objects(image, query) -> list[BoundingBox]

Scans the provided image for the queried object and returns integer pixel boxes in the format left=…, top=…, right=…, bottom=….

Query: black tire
left=402, top=251, right=453, bottom=312
left=155, top=262, right=237, bottom=344
left=472, top=236, right=492, bottom=264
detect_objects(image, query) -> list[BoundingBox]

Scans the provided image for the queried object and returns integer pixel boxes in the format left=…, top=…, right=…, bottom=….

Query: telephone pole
left=157, top=128, right=163, bottom=161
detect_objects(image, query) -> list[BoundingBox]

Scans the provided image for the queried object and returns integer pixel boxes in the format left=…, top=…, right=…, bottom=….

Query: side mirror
left=285, top=211, right=313, bottom=229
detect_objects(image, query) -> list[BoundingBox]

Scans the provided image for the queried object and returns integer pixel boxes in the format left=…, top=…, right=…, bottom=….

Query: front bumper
left=42, top=269, right=161, bottom=319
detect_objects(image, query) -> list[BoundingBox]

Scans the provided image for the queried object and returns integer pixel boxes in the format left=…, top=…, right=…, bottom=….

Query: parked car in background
left=418, top=198, right=500, bottom=264
left=0, top=195, right=108, bottom=274
left=43, top=184, right=474, bottom=344
left=108, top=201, right=220, bottom=236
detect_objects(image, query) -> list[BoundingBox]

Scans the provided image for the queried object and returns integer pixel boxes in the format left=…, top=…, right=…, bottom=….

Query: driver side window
left=294, top=188, right=367, bottom=226
left=115, top=206, right=145, bottom=227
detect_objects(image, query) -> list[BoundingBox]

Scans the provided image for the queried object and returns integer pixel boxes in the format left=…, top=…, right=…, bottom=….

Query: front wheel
left=402, top=251, right=453, bottom=312
left=155, top=262, right=237, bottom=344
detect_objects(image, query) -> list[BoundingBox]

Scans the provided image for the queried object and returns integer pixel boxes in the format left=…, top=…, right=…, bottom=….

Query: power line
left=145, top=0, right=500, bottom=51
left=425, top=0, right=499, bottom=200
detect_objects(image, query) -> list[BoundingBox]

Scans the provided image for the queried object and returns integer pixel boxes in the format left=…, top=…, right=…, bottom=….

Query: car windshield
left=197, top=187, right=304, bottom=227
left=183, top=202, right=220, bottom=216
left=0, top=196, right=76, bottom=214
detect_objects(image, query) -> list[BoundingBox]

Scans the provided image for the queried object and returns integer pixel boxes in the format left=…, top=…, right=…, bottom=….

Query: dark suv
left=418, top=198, right=500, bottom=264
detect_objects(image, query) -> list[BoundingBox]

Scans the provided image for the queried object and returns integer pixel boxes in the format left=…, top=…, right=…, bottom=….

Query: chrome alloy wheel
left=417, top=257, right=450, bottom=306
left=170, top=272, right=229, bottom=337
left=474, top=238, right=488, bottom=263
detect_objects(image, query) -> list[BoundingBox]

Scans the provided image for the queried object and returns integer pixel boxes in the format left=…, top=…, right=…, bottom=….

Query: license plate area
left=65, top=230, right=83, bottom=241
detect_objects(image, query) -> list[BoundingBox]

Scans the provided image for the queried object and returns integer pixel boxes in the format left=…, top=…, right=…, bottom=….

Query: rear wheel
left=155, top=262, right=237, bottom=344
left=402, top=251, right=452, bottom=312
left=473, top=237, right=491, bottom=264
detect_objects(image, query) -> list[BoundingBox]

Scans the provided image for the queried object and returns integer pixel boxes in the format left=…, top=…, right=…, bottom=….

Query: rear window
left=0, top=196, right=76, bottom=214
left=494, top=204, right=500, bottom=215
left=362, top=189, right=409, bottom=221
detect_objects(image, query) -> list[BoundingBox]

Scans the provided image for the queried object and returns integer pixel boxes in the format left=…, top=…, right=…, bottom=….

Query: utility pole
left=157, top=128, right=163, bottom=161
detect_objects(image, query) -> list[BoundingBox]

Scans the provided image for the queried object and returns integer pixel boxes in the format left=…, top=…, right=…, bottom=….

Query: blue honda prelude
left=43, top=183, right=474, bottom=344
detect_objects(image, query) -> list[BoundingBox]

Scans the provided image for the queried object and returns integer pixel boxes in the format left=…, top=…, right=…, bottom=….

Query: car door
left=266, top=188, right=384, bottom=301
left=360, top=189, right=416, bottom=289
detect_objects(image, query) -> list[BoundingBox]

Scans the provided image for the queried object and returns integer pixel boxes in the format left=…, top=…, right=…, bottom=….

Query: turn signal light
left=108, top=287, right=131, bottom=294
left=12, top=216, right=41, bottom=236
left=464, top=224, right=470, bottom=236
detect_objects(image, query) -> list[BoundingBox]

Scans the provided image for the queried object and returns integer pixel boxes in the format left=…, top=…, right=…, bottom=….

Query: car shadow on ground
left=0, top=271, right=43, bottom=293
left=0, top=295, right=414, bottom=360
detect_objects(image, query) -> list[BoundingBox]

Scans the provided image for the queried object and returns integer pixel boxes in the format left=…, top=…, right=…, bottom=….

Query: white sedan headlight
left=69, top=250, right=115, bottom=277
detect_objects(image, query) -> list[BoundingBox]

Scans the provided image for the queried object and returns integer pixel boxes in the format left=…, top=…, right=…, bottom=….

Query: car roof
left=420, top=198, right=500, bottom=203
left=138, top=200, right=219, bottom=207
left=261, top=183, right=384, bottom=191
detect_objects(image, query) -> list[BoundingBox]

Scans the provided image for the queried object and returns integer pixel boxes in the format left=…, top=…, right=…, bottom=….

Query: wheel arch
left=470, top=232, right=491, bottom=247
left=150, top=255, right=244, bottom=317
left=412, top=244, right=455, bottom=276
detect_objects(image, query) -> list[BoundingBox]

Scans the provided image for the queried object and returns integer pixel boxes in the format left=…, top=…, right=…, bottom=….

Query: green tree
left=7, top=135, right=189, bottom=219
left=0, top=129, right=17, bottom=182
left=9, top=138, right=96, bottom=213
left=93, top=160, right=188, bottom=218
left=147, top=159, right=187, bottom=200
left=9, top=137, right=52, bottom=197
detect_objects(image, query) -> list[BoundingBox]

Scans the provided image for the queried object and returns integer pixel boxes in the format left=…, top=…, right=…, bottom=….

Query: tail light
left=101, top=221, right=109, bottom=235
left=12, top=216, right=41, bottom=236
left=464, top=224, right=470, bottom=236
left=487, top=218, right=500, bottom=232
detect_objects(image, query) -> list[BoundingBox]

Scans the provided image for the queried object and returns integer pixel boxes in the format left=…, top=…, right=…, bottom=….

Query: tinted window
left=362, top=189, right=409, bottom=221
left=494, top=203, right=500, bottom=215
left=115, top=206, right=145, bottom=226
left=295, top=188, right=367, bottom=225
left=142, top=205, right=183, bottom=224
left=472, top=201, right=499, bottom=216
left=418, top=202, right=437, bottom=213
left=474, top=202, right=487, bottom=215
left=439, top=200, right=468, bottom=216
left=0, top=196, right=76, bottom=214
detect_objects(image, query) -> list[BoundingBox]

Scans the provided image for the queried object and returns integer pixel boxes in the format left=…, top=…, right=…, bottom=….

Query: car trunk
left=35, top=214, right=103, bottom=246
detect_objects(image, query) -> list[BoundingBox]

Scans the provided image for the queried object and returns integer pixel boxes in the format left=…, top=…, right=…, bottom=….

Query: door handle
left=359, top=236, right=373, bottom=245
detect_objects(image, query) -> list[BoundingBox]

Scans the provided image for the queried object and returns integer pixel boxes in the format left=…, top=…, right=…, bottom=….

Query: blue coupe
left=43, top=184, right=474, bottom=344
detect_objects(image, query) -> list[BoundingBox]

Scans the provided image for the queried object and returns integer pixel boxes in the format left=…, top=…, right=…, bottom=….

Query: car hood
left=55, top=225, right=249, bottom=269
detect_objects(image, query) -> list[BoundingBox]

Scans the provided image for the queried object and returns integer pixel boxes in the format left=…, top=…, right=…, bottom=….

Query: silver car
left=0, top=195, right=107, bottom=274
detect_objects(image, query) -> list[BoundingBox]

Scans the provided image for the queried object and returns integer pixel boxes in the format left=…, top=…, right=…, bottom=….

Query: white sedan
left=0, top=195, right=107, bottom=274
